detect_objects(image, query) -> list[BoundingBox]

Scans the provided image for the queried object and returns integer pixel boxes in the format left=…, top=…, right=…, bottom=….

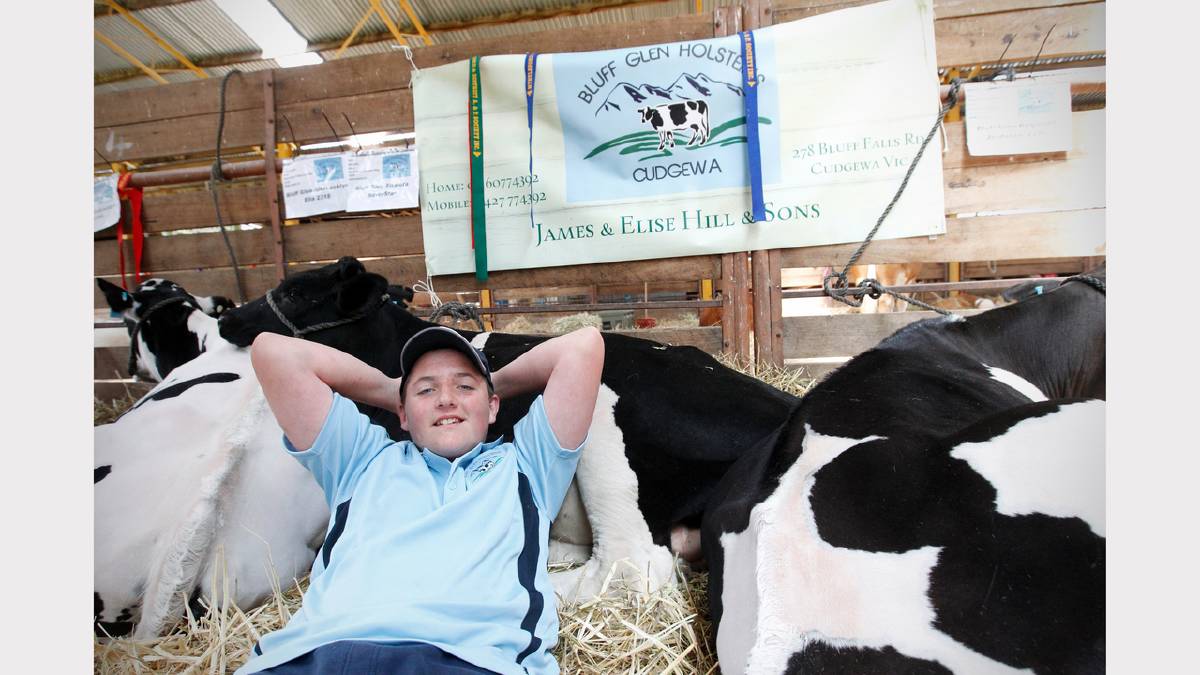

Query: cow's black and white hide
left=217, top=257, right=799, bottom=600
left=95, top=345, right=328, bottom=638
left=702, top=270, right=1105, bottom=673
left=98, top=277, right=236, bottom=381
left=95, top=279, right=418, bottom=637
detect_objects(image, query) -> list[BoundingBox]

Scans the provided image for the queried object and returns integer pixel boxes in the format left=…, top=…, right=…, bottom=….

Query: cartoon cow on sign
left=638, top=99, right=710, bottom=150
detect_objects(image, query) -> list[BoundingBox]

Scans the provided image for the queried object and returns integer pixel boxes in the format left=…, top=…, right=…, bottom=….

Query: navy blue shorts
left=260, top=641, right=498, bottom=674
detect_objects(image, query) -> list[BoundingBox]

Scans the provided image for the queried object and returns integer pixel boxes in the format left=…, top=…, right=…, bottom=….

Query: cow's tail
left=133, top=390, right=258, bottom=638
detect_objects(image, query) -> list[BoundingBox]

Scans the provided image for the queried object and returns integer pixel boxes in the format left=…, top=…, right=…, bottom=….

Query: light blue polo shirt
left=235, top=392, right=583, bottom=675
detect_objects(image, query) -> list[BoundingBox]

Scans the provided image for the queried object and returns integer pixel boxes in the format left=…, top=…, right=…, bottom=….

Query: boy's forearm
left=252, top=333, right=400, bottom=411
left=490, top=327, right=603, bottom=400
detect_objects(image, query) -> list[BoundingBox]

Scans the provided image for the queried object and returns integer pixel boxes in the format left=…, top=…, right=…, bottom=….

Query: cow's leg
left=548, top=540, right=591, bottom=565
left=549, top=385, right=677, bottom=603
left=687, top=125, right=703, bottom=146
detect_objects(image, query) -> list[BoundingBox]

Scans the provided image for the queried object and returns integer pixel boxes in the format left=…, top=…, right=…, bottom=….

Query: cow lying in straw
left=702, top=266, right=1106, bottom=673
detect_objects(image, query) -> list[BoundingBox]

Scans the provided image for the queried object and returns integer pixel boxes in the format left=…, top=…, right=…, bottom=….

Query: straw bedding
left=93, top=350, right=816, bottom=674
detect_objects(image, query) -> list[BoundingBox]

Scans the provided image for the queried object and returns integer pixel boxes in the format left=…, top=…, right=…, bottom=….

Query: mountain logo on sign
left=593, top=71, right=747, bottom=116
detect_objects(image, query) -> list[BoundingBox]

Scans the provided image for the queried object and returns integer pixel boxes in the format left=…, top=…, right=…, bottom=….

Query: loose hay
left=94, top=391, right=140, bottom=425
left=95, top=562, right=718, bottom=675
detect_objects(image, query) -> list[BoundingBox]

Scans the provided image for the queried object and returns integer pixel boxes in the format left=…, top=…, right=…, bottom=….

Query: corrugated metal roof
left=95, top=0, right=742, bottom=89
left=272, top=0, right=386, bottom=44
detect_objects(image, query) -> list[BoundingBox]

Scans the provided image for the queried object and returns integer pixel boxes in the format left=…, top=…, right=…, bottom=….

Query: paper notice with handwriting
left=94, top=174, right=120, bottom=232
left=965, top=79, right=1073, bottom=156
left=282, top=153, right=351, bottom=218
left=346, top=149, right=419, bottom=212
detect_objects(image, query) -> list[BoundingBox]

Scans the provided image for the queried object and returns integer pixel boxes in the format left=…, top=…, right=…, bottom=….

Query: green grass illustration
left=583, top=116, right=773, bottom=162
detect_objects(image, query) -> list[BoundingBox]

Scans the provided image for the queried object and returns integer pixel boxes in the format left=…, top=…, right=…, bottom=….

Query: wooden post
left=713, top=6, right=752, bottom=361
left=263, top=71, right=286, bottom=282
left=743, top=0, right=777, bottom=367
left=480, top=288, right=494, bottom=331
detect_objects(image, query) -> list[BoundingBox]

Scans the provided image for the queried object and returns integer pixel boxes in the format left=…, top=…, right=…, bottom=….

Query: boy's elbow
left=576, top=326, right=604, bottom=361
left=579, top=326, right=604, bottom=373
left=250, top=332, right=291, bottom=373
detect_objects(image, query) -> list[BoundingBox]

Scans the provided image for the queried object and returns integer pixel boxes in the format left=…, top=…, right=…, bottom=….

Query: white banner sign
left=412, top=0, right=945, bottom=277
left=94, top=174, right=120, bottom=232
left=346, top=149, right=420, bottom=212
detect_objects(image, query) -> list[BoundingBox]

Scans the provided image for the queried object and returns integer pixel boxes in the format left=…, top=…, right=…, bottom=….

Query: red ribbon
left=116, top=172, right=145, bottom=289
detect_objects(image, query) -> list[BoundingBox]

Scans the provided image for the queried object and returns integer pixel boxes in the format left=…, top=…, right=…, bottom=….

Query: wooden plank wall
left=94, top=0, right=1106, bottom=391
left=94, top=11, right=734, bottom=392
left=765, top=0, right=1105, bottom=377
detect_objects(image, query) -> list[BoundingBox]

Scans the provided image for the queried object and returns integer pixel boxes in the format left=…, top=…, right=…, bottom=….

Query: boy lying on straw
left=237, top=325, right=604, bottom=675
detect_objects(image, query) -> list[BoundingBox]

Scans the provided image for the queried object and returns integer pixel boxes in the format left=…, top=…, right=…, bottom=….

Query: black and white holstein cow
left=94, top=279, right=385, bottom=637
left=217, top=257, right=798, bottom=601
left=638, top=99, right=710, bottom=150
left=98, top=277, right=235, bottom=382
left=702, top=269, right=1106, bottom=674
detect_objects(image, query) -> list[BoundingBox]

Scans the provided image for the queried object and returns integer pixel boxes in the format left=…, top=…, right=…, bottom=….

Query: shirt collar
left=419, top=435, right=505, bottom=473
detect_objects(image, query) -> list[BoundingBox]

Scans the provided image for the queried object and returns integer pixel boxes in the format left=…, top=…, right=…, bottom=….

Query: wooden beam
left=95, top=216, right=425, bottom=277
left=97, top=13, right=714, bottom=128
left=262, top=71, right=285, bottom=282
left=778, top=208, right=1105, bottom=268
left=782, top=309, right=986, bottom=360
left=397, top=0, right=433, bottom=46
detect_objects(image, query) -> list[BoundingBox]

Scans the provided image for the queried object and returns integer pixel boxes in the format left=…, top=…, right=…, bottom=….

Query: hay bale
left=550, top=312, right=602, bottom=334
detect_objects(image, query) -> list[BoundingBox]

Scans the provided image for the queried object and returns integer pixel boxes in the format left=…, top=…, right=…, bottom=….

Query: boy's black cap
left=399, top=326, right=493, bottom=391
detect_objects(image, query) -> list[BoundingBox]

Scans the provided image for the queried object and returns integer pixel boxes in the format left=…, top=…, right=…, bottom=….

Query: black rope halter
left=127, top=295, right=198, bottom=377
left=265, top=289, right=391, bottom=338
left=429, top=302, right=486, bottom=332
left=1060, top=274, right=1106, bottom=294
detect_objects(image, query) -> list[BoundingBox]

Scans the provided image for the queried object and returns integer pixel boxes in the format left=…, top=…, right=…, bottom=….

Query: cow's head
left=637, top=107, right=656, bottom=124
left=98, top=277, right=211, bottom=380
left=99, top=277, right=196, bottom=329
left=217, top=256, right=396, bottom=348
left=195, top=294, right=236, bottom=318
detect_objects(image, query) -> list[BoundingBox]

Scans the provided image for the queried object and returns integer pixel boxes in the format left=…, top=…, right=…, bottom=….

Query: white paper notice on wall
left=94, top=174, right=120, bottom=232
left=964, top=78, right=1073, bottom=156
left=346, top=149, right=419, bottom=212
left=282, top=153, right=351, bottom=218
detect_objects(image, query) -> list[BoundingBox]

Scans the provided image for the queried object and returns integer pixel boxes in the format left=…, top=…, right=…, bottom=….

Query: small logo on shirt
left=469, top=454, right=503, bottom=482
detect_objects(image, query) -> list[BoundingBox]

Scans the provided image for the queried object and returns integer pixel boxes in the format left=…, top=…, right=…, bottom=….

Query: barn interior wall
left=94, top=0, right=1105, bottom=393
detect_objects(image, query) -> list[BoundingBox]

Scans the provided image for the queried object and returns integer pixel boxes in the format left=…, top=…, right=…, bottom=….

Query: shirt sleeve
left=282, top=392, right=391, bottom=505
left=511, top=395, right=586, bottom=519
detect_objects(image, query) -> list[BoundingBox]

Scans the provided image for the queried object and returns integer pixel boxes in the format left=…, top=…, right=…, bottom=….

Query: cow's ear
left=97, top=278, right=132, bottom=312
left=335, top=256, right=366, bottom=280
left=336, top=272, right=387, bottom=314
left=386, top=284, right=415, bottom=308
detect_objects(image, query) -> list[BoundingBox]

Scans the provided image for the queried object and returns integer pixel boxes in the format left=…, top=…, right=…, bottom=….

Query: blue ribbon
left=525, top=53, right=538, bottom=230
left=740, top=31, right=766, bottom=222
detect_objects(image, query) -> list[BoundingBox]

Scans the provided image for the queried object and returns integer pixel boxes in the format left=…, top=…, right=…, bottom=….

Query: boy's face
left=398, top=349, right=498, bottom=459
